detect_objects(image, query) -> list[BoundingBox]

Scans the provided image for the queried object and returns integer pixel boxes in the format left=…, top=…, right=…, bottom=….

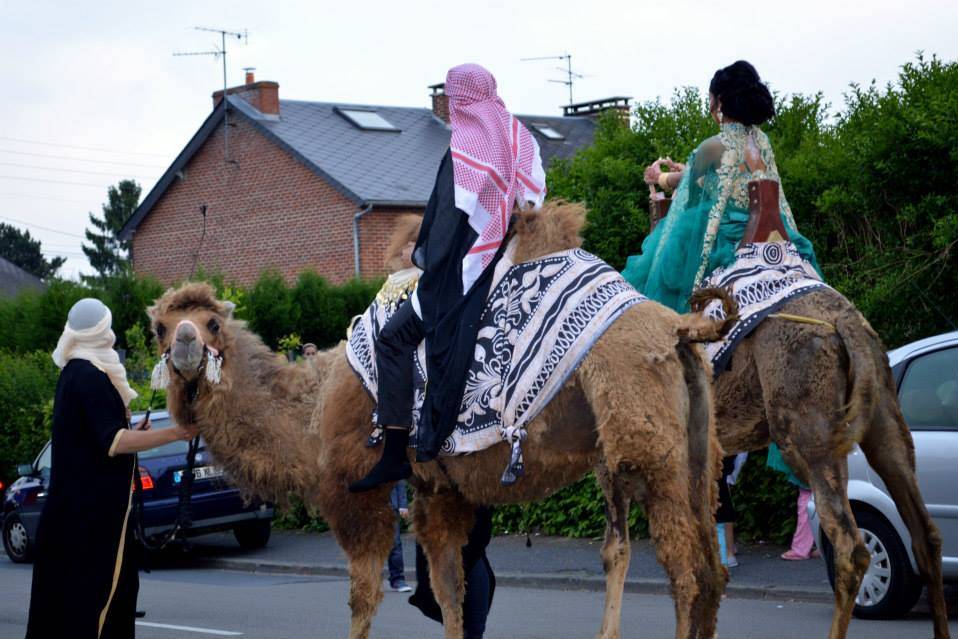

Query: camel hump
left=510, top=200, right=586, bottom=263
left=740, top=179, right=790, bottom=246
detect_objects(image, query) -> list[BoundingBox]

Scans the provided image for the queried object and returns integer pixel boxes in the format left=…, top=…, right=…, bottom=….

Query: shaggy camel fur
left=150, top=202, right=730, bottom=639
left=711, top=290, right=950, bottom=639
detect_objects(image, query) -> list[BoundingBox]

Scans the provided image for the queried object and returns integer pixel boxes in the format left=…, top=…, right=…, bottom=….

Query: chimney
left=562, top=96, right=632, bottom=121
left=212, top=69, right=280, bottom=116
left=429, top=83, right=449, bottom=123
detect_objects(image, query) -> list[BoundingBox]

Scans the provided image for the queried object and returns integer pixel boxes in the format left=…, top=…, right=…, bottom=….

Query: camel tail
left=677, top=287, right=740, bottom=343
left=834, top=311, right=883, bottom=446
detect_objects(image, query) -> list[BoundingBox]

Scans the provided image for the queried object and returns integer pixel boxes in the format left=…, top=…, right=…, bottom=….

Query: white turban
left=52, top=298, right=138, bottom=407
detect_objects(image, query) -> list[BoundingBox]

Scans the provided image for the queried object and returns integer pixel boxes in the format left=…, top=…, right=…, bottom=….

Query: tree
left=0, top=223, right=65, bottom=280
left=82, top=179, right=141, bottom=283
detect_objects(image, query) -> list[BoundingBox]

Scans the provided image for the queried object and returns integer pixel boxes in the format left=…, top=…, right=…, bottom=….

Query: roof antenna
left=521, top=53, right=590, bottom=107
left=174, top=27, right=249, bottom=165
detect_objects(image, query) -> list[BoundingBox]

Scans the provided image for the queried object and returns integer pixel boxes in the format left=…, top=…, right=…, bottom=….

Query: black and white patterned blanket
left=699, top=241, right=831, bottom=373
left=346, top=245, right=646, bottom=483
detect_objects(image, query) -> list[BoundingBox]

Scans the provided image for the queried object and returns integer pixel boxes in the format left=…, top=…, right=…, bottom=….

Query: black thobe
left=26, top=359, right=138, bottom=639
left=412, top=150, right=506, bottom=461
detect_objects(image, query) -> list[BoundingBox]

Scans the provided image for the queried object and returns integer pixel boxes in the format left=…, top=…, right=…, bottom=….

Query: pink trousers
left=789, top=488, right=815, bottom=556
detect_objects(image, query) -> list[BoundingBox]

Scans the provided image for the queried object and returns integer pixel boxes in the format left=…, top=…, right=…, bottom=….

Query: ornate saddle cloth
left=699, top=241, right=832, bottom=373
left=346, top=245, right=646, bottom=483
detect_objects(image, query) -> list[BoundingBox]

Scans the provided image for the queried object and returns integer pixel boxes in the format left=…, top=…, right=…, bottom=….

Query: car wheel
left=823, top=508, right=922, bottom=619
left=3, top=513, right=34, bottom=563
left=233, top=520, right=271, bottom=550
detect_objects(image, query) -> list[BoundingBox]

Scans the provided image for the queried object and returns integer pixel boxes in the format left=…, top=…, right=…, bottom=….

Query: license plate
left=173, top=466, right=224, bottom=484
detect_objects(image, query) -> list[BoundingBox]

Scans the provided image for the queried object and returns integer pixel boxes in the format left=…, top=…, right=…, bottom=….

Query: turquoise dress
left=622, top=123, right=820, bottom=312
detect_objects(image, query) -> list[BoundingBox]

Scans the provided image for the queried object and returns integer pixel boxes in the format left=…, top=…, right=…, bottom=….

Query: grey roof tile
left=0, top=256, right=44, bottom=297
left=121, top=96, right=596, bottom=239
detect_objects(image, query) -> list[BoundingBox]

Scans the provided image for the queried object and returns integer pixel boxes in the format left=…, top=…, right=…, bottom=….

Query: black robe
left=26, top=359, right=138, bottom=639
left=413, top=150, right=507, bottom=461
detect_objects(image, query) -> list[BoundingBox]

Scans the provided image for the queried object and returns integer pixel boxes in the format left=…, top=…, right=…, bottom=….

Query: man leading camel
left=350, top=63, right=546, bottom=492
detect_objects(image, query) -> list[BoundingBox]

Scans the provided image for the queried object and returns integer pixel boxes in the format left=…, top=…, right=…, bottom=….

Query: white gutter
left=352, top=203, right=373, bottom=278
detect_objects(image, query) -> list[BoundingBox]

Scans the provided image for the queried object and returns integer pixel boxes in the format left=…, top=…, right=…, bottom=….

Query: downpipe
left=352, top=203, right=373, bottom=278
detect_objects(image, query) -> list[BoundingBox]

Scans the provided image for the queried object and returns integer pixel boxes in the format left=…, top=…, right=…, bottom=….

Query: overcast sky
left=2, top=0, right=956, bottom=279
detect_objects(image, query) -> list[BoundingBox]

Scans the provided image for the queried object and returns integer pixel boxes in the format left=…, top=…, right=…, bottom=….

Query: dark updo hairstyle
left=709, top=60, right=775, bottom=126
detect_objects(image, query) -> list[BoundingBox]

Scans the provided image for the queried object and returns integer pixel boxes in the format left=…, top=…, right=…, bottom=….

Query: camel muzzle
left=171, top=323, right=205, bottom=374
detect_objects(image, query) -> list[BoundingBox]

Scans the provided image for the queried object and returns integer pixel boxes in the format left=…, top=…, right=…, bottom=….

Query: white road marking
left=135, top=621, right=243, bottom=636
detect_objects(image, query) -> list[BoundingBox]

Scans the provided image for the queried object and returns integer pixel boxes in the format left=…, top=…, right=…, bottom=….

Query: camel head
left=147, top=283, right=236, bottom=385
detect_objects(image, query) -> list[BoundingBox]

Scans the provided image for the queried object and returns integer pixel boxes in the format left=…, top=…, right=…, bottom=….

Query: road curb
left=196, top=557, right=834, bottom=604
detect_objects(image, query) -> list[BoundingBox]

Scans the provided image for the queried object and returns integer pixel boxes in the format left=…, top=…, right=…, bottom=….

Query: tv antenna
left=174, top=26, right=248, bottom=163
left=521, top=53, right=588, bottom=106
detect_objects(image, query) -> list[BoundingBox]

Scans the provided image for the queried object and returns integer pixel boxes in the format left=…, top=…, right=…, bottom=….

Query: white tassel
left=205, top=351, right=223, bottom=384
left=150, top=354, right=171, bottom=390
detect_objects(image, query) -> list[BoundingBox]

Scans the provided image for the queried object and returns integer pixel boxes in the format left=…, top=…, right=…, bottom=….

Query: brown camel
left=149, top=202, right=731, bottom=639
left=711, top=289, right=950, bottom=639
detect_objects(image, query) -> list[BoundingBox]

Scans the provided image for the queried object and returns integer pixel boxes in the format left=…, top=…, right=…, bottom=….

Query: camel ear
left=146, top=304, right=158, bottom=321
left=221, top=301, right=236, bottom=319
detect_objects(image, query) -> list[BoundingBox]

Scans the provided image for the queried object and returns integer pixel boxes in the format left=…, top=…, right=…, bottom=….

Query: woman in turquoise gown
left=621, top=60, right=820, bottom=312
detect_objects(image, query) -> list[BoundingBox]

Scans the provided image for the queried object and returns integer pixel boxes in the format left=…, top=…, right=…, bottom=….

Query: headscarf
left=446, top=63, right=546, bottom=291
left=52, top=298, right=138, bottom=406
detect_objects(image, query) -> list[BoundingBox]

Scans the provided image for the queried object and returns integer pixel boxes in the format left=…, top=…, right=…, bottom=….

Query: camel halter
left=150, top=319, right=224, bottom=390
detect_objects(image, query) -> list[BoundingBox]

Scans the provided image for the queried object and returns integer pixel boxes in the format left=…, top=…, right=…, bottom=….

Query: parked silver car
left=809, top=330, right=958, bottom=619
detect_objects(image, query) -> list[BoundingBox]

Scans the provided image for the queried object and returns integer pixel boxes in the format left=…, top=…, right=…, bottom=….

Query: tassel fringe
left=205, top=351, right=223, bottom=384
left=150, top=354, right=170, bottom=390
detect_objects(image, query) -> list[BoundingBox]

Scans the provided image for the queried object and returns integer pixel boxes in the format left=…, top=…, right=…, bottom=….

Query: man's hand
left=133, top=418, right=152, bottom=431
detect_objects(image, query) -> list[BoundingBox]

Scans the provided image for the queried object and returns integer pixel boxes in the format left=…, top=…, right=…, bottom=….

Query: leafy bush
left=0, top=352, right=59, bottom=480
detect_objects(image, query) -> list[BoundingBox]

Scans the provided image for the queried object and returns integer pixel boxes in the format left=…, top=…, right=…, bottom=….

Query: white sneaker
left=390, top=581, right=412, bottom=593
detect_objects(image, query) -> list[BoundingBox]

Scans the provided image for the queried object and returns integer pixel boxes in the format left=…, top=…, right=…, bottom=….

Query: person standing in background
left=388, top=480, right=412, bottom=593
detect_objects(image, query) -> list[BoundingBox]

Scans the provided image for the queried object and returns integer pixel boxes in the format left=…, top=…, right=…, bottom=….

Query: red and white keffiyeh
left=446, top=63, right=546, bottom=291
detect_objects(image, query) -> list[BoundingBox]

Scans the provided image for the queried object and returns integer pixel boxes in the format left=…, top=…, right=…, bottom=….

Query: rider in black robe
left=26, top=359, right=138, bottom=639
left=349, top=149, right=502, bottom=491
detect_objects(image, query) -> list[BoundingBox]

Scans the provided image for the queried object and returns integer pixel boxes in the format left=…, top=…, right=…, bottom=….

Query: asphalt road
left=1, top=560, right=954, bottom=638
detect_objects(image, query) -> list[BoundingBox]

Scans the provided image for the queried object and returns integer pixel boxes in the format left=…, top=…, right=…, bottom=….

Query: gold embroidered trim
left=97, top=469, right=134, bottom=637
left=107, top=429, right=125, bottom=457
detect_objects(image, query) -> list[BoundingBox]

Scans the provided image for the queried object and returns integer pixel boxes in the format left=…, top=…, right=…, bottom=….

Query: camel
left=681, top=180, right=951, bottom=639
left=711, top=289, right=950, bottom=639
left=148, top=202, right=732, bottom=639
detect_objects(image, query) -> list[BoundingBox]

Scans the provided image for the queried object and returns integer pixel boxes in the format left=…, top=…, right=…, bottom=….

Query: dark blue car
left=2, top=410, right=273, bottom=563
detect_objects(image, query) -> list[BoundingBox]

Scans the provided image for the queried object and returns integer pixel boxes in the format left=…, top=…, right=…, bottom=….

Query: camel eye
left=155, top=323, right=166, bottom=339
left=207, top=318, right=220, bottom=334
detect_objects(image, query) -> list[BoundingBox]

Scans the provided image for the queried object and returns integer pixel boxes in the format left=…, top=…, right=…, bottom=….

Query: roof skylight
left=336, top=107, right=400, bottom=132
left=532, top=123, right=565, bottom=140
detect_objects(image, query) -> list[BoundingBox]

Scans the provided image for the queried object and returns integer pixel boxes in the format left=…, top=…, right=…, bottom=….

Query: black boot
left=349, top=427, right=412, bottom=493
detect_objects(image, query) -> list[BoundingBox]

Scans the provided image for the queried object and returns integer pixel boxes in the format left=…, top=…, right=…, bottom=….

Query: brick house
left=119, top=72, right=628, bottom=285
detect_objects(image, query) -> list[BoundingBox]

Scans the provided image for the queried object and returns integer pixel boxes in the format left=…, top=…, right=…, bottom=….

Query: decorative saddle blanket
left=698, top=241, right=832, bottom=373
left=346, top=246, right=646, bottom=484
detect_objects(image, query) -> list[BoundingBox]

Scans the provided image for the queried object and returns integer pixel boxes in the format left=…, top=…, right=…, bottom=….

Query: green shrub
left=245, top=270, right=294, bottom=349
left=0, top=352, right=59, bottom=480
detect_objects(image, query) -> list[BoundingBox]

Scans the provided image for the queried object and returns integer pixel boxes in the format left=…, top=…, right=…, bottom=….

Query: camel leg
left=414, top=491, right=474, bottom=639
left=642, top=467, right=702, bottom=639
left=797, top=453, right=870, bottom=639
left=859, top=400, right=950, bottom=638
left=325, top=489, right=396, bottom=639
left=594, top=464, right=633, bottom=639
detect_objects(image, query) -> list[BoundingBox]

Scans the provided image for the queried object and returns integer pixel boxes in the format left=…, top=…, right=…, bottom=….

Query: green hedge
left=0, top=352, right=59, bottom=481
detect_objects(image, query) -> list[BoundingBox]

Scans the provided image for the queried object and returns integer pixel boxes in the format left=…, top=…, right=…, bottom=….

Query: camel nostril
left=177, top=328, right=197, bottom=344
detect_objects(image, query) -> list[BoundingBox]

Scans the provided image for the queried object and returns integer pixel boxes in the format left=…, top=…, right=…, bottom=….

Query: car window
left=899, top=346, right=958, bottom=431
left=137, top=418, right=190, bottom=460
left=36, top=443, right=52, bottom=478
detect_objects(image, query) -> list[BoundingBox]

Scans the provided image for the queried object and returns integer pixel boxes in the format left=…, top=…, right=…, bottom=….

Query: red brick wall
left=131, top=116, right=423, bottom=286
left=357, top=208, right=423, bottom=275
